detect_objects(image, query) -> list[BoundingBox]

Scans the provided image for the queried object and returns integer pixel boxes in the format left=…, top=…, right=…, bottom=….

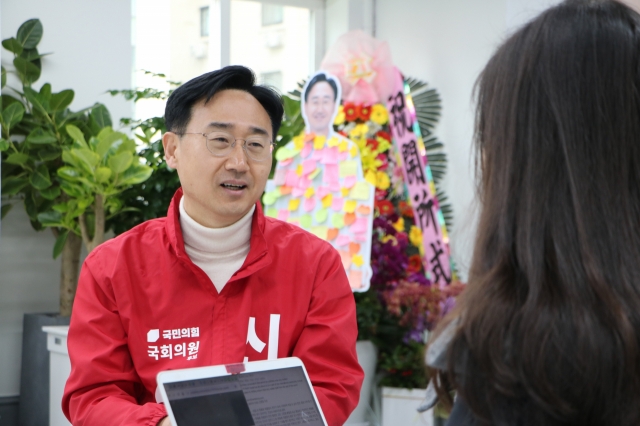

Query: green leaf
left=30, top=164, right=52, bottom=189
left=59, top=180, right=85, bottom=198
left=23, top=87, right=48, bottom=115
left=72, top=148, right=101, bottom=169
left=16, top=19, right=43, bottom=50
left=2, top=102, right=25, bottom=130
left=52, top=202, right=68, bottom=213
left=95, top=167, right=112, bottom=183
left=1, top=176, right=29, bottom=195
left=26, top=128, right=57, bottom=144
left=49, top=89, right=74, bottom=111
left=90, top=104, right=112, bottom=129
left=0, top=139, right=9, bottom=151
left=5, top=152, right=29, bottom=165
left=108, top=151, right=133, bottom=174
left=37, top=211, right=63, bottom=227
left=39, top=82, right=51, bottom=99
left=65, top=124, right=87, bottom=147
left=1, top=66, right=6, bottom=89
left=57, top=166, right=82, bottom=181
left=120, top=164, right=153, bottom=186
left=13, top=56, right=41, bottom=85
left=2, top=37, right=23, bottom=55
left=39, top=186, right=61, bottom=200
left=96, top=131, right=123, bottom=158
left=21, top=47, right=44, bottom=63
left=53, top=229, right=68, bottom=259
left=38, top=147, right=61, bottom=161
left=283, top=95, right=301, bottom=119
left=1, top=203, right=13, bottom=219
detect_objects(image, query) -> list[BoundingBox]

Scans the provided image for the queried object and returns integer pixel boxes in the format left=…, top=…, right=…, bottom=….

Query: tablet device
left=157, top=357, right=328, bottom=426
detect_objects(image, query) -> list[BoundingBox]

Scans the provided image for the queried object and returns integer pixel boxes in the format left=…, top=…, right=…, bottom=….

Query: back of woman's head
left=442, top=1, right=640, bottom=424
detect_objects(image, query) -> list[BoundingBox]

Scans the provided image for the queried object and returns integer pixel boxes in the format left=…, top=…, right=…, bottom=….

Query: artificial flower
left=375, top=199, right=394, bottom=216
left=358, top=105, right=372, bottom=121
left=366, top=138, right=379, bottom=151
left=398, top=200, right=414, bottom=218
left=344, top=102, right=358, bottom=121
left=349, top=123, right=369, bottom=139
left=333, top=105, right=345, bottom=125
left=407, top=255, right=423, bottom=273
left=392, top=217, right=405, bottom=233
left=375, top=171, right=390, bottom=190
left=409, top=225, right=423, bottom=248
left=370, top=104, right=389, bottom=125
left=377, top=130, right=391, bottom=141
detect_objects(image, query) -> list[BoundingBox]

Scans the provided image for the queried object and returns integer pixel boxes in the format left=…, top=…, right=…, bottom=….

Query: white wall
left=0, top=0, right=133, bottom=397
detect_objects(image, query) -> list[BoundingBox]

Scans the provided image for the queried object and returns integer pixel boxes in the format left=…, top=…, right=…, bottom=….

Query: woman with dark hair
left=430, top=1, right=640, bottom=425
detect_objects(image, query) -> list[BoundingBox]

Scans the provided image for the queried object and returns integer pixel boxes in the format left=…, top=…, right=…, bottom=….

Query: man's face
left=163, top=89, right=273, bottom=228
left=303, top=81, right=336, bottom=136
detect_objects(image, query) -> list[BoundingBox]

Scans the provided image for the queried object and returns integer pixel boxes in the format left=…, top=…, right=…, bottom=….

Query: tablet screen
left=163, top=366, right=325, bottom=426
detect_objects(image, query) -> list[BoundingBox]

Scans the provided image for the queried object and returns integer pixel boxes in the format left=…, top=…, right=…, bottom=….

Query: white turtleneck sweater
left=179, top=198, right=254, bottom=293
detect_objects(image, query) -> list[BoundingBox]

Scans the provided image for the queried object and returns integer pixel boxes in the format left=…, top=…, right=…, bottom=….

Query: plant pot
left=345, top=340, right=378, bottom=425
left=42, top=326, right=71, bottom=426
left=18, top=313, right=70, bottom=426
left=381, top=386, right=434, bottom=426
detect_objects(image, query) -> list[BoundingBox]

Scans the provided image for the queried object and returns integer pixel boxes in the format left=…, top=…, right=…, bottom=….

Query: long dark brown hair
left=434, top=1, right=640, bottom=424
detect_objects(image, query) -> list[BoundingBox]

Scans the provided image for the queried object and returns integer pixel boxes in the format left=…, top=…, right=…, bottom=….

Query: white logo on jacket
left=245, top=314, right=280, bottom=362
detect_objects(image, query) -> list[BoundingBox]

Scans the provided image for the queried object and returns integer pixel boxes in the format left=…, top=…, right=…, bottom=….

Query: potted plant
left=0, top=19, right=152, bottom=426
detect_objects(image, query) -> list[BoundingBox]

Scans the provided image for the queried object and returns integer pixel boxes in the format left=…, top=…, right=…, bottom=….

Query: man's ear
left=163, top=132, right=180, bottom=169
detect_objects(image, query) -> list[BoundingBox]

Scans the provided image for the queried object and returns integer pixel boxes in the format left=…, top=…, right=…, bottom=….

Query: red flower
left=375, top=188, right=388, bottom=201
left=377, top=153, right=389, bottom=171
left=407, top=255, right=423, bottom=273
left=344, top=103, right=358, bottom=121
left=398, top=201, right=414, bottom=218
left=375, top=199, right=394, bottom=216
left=338, top=130, right=348, bottom=137
left=358, top=104, right=372, bottom=121
left=377, top=130, right=391, bottom=141
left=366, top=138, right=379, bottom=150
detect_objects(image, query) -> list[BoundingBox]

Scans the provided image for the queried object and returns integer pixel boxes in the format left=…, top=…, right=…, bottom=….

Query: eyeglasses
left=180, top=131, right=275, bottom=162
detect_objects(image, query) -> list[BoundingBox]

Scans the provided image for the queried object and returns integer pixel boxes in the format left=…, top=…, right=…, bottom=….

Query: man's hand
left=158, top=417, right=172, bottom=426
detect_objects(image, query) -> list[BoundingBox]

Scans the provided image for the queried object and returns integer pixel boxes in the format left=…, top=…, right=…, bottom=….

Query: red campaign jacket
left=62, top=189, right=363, bottom=426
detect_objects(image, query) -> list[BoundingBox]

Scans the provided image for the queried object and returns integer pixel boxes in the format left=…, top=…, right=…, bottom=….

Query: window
left=261, top=4, right=283, bottom=26
left=200, top=6, right=210, bottom=37
left=260, top=71, right=283, bottom=90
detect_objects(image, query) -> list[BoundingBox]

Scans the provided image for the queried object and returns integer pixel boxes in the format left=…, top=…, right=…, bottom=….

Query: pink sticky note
left=285, top=170, right=299, bottom=187
left=292, top=187, right=305, bottom=197
left=301, top=142, right=313, bottom=158
left=336, top=235, right=351, bottom=247
left=304, top=197, right=316, bottom=212
left=343, top=175, right=357, bottom=189
left=274, top=168, right=286, bottom=186
left=323, top=164, right=339, bottom=185
left=302, top=160, right=317, bottom=175
left=280, top=158, right=294, bottom=167
left=331, top=197, right=344, bottom=211
left=277, top=209, right=289, bottom=221
left=338, top=250, right=352, bottom=269
left=350, top=217, right=368, bottom=234
left=317, top=186, right=330, bottom=199
left=329, top=181, right=341, bottom=192
left=321, top=147, right=339, bottom=165
left=354, top=233, right=369, bottom=242
left=297, top=175, right=312, bottom=189
left=312, top=148, right=325, bottom=161
left=339, top=151, right=349, bottom=162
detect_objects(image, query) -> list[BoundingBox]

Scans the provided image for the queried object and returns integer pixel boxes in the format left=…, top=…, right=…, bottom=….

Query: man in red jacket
left=62, top=65, right=363, bottom=426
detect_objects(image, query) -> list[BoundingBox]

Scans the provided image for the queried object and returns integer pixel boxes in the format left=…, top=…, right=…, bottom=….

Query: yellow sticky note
left=296, top=164, right=303, bottom=176
left=315, top=209, right=328, bottom=223
left=310, top=226, right=328, bottom=240
left=328, top=136, right=340, bottom=147
left=341, top=187, right=350, bottom=197
left=313, top=135, right=326, bottom=150
left=365, top=170, right=377, bottom=186
left=304, top=187, right=315, bottom=199
left=352, top=254, right=364, bottom=267
left=350, top=182, right=370, bottom=200
left=349, top=145, right=359, bottom=158
left=293, top=135, right=304, bottom=151
left=339, top=161, right=358, bottom=178
left=344, top=200, right=357, bottom=213
left=275, top=147, right=295, bottom=161
left=322, top=193, right=333, bottom=209
left=308, top=168, right=322, bottom=180
left=338, top=141, right=349, bottom=153
left=288, top=198, right=301, bottom=211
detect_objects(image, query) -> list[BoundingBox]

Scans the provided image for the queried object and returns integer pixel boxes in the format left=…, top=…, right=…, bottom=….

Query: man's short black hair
left=303, top=73, right=338, bottom=102
left=165, top=65, right=284, bottom=139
